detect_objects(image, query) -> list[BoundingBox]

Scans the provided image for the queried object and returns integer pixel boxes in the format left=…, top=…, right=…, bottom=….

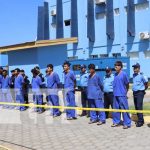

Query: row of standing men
left=0, top=61, right=149, bottom=128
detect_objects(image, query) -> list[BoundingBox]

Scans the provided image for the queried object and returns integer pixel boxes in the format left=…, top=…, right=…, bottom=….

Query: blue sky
left=0, top=0, right=44, bottom=46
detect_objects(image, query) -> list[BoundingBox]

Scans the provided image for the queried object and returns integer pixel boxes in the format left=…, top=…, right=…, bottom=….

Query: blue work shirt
left=80, top=71, right=89, bottom=87
left=14, top=74, right=24, bottom=90
left=87, top=73, right=103, bottom=100
left=47, top=72, right=60, bottom=89
left=2, top=76, right=11, bottom=89
left=1, top=76, right=11, bottom=93
left=103, top=74, right=114, bottom=93
left=132, top=73, right=148, bottom=92
left=113, top=71, right=129, bottom=97
left=64, top=70, right=76, bottom=92
left=0, top=74, right=2, bottom=88
left=31, top=75, right=42, bottom=94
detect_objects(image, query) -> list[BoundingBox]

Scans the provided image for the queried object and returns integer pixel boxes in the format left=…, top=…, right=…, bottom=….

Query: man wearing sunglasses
left=132, top=63, right=148, bottom=127
left=111, top=61, right=131, bottom=129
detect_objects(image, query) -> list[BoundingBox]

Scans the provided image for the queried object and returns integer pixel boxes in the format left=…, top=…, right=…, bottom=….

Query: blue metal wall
left=0, top=54, right=8, bottom=67
left=8, top=45, right=67, bottom=82
left=48, top=0, right=150, bottom=78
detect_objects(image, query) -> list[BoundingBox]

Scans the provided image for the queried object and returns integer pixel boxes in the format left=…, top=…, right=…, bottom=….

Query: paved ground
left=0, top=108, right=150, bottom=150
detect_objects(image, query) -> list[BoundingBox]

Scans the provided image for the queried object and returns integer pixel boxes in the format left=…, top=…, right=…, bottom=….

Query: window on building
left=144, top=51, right=150, bottom=58
left=51, top=16, right=56, bottom=28
left=112, top=53, right=121, bottom=58
left=90, top=55, right=99, bottom=58
left=124, top=6, right=128, bottom=14
left=100, top=54, right=109, bottom=58
left=64, top=19, right=71, bottom=26
left=114, top=8, right=120, bottom=16
left=67, top=56, right=78, bottom=60
left=96, top=13, right=106, bottom=19
left=135, top=2, right=149, bottom=11
left=95, top=3, right=106, bottom=19
left=127, top=52, right=139, bottom=60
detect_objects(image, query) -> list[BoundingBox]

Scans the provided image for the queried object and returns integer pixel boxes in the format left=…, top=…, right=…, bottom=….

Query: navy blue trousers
left=133, top=91, right=145, bottom=124
left=104, top=92, right=114, bottom=118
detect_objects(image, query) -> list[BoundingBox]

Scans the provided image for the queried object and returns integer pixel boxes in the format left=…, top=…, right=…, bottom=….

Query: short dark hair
left=14, top=68, right=20, bottom=72
left=63, top=61, right=71, bottom=67
left=31, top=68, right=38, bottom=75
left=115, top=61, right=123, bottom=68
left=88, top=64, right=95, bottom=70
left=47, top=64, right=53, bottom=69
left=11, top=70, right=15, bottom=73
left=20, top=69, right=25, bottom=73
left=3, top=69, right=7, bottom=73
left=34, top=66, right=40, bottom=70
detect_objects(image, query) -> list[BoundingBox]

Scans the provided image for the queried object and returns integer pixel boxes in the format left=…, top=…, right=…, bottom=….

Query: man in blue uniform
left=63, top=61, right=77, bottom=120
left=132, top=63, right=148, bottom=127
left=0, top=67, right=3, bottom=105
left=1, top=69, right=12, bottom=108
left=87, top=64, right=106, bottom=125
left=31, top=68, right=44, bottom=114
left=79, top=64, right=90, bottom=117
left=34, top=66, right=45, bottom=87
left=0, top=67, right=3, bottom=87
left=103, top=67, right=114, bottom=118
left=46, top=64, right=61, bottom=117
left=10, top=70, right=15, bottom=102
left=34, top=66, right=45, bottom=111
left=14, top=68, right=26, bottom=111
left=111, top=61, right=131, bottom=129
left=20, top=70, right=30, bottom=107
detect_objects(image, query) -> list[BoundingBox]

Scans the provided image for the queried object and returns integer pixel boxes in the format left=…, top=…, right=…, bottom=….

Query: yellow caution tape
left=0, top=145, right=12, bottom=150
left=0, top=102, right=150, bottom=114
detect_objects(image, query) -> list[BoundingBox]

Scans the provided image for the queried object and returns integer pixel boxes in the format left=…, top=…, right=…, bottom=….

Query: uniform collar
left=81, top=71, right=87, bottom=75
left=105, top=73, right=112, bottom=77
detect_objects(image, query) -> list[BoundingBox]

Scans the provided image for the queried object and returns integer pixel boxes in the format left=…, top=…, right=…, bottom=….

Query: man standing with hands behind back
left=132, top=63, right=148, bottom=127
left=111, top=61, right=131, bottom=129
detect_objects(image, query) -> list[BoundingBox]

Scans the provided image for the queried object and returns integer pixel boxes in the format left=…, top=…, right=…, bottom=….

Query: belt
left=104, top=92, right=113, bottom=94
left=133, top=90, right=145, bottom=94
left=80, top=86, right=87, bottom=89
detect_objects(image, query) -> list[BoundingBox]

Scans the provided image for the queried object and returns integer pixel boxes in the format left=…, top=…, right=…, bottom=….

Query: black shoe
left=111, top=124, right=122, bottom=127
left=73, top=117, right=77, bottom=120
left=88, top=120, right=97, bottom=124
left=123, top=126, right=131, bottom=129
left=136, top=122, right=144, bottom=127
left=53, top=112, right=62, bottom=117
left=67, top=117, right=73, bottom=120
left=38, top=110, right=44, bottom=114
left=97, top=121, right=106, bottom=126
left=79, top=113, right=87, bottom=117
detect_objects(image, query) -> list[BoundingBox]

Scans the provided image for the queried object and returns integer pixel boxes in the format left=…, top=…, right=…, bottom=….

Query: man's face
left=2, top=71, right=7, bottom=76
left=11, top=72, right=15, bottom=76
left=81, top=68, right=86, bottom=73
left=47, top=67, right=53, bottom=72
left=89, top=68, right=95, bottom=74
left=106, top=70, right=112, bottom=75
left=133, top=67, right=140, bottom=74
left=115, top=65, right=122, bottom=73
left=63, top=64, right=69, bottom=72
left=15, top=70, right=19, bottom=76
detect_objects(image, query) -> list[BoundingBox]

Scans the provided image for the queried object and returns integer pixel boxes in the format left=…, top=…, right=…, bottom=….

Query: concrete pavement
left=0, top=108, right=150, bottom=150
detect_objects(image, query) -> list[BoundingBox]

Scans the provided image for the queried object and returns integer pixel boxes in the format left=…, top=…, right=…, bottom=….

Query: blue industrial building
left=0, top=0, right=150, bottom=82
